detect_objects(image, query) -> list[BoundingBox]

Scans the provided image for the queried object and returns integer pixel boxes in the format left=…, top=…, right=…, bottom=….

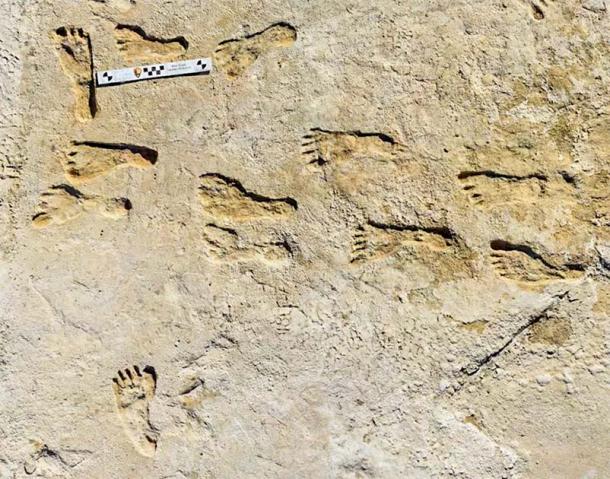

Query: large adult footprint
left=32, top=185, right=131, bottom=228
left=60, top=141, right=158, bottom=185
left=214, top=23, right=297, bottom=79
left=112, top=365, right=159, bottom=458
left=52, top=26, right=97, bottom=122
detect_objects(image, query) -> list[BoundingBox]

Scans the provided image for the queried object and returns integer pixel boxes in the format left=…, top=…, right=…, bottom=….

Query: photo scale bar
left=96, top=57, right=212, bottom=87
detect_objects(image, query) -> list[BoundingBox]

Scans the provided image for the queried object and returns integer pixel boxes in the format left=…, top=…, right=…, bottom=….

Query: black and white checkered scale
left=144, top=65, right=165, bottom=76
left=96, top=57, right=212, bottom=87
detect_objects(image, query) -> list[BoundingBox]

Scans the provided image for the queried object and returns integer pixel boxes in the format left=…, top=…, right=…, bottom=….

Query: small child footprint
left=112, top=365, right=159, bottom=457
left=32, top=185, right=131, bottom=228
left=214, top=23, right=297, bottom=78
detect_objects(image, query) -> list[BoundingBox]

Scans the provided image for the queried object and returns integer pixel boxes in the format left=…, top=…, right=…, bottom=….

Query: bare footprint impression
left=112, top=365, right=159, bottom=457
left=199, top=173, right=297, bottom=221
left=214, top=22, right=297, bottom=78
left=114, top=24, right=188, bottom=62
left=60, top=141, right=158, bottom=185
left=32, top=185, right=131, bottom=229
left=52, top=26, right=97, bottom=121
left=203, top=223, right=293, bottom=263
left=457, top=171, right=548, bottom=208
left=302, top=129, right=408, bottom=168
left=351, top=222, right=456, bottom=263
left=489, top=240, right=585, bottom=286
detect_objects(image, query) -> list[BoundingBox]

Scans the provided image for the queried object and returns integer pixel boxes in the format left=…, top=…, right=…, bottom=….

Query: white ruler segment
left=96, top=57, right=212, bottom=87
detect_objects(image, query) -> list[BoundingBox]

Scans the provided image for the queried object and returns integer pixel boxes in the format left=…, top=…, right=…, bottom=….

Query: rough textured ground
left=1, top=0, right=609, bottom=478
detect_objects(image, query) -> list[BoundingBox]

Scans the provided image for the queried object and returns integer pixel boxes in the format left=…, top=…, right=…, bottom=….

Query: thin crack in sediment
left=459, top=290, right=569, bottom=379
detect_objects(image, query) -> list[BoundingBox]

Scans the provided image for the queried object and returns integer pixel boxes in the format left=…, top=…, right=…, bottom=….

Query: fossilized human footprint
left=489, top=240, right=585, bottom=285
left=458, top=171, right=548, bottom=208
left=112, top=365, right=159, bottom=457
left=52, top=26, right=97, bottom=121
left=351, top=222, right=455, bottom=263
left=214, top=23, right=297, bottom=78
left=302, top=129, right=408, bottom=167
left=203, top=223, right=293, bottom=263
left=198, top=174, right=297, bottom=221
left=32, top=185, right=130, bottom=228
left=114, top=24, right=188, bottom=62
left=60, top=141, right=158, bottom=185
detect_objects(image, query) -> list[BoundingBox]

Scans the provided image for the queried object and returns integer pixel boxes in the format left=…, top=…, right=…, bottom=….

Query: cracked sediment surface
left=1, top=0, right=609, bottom=478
